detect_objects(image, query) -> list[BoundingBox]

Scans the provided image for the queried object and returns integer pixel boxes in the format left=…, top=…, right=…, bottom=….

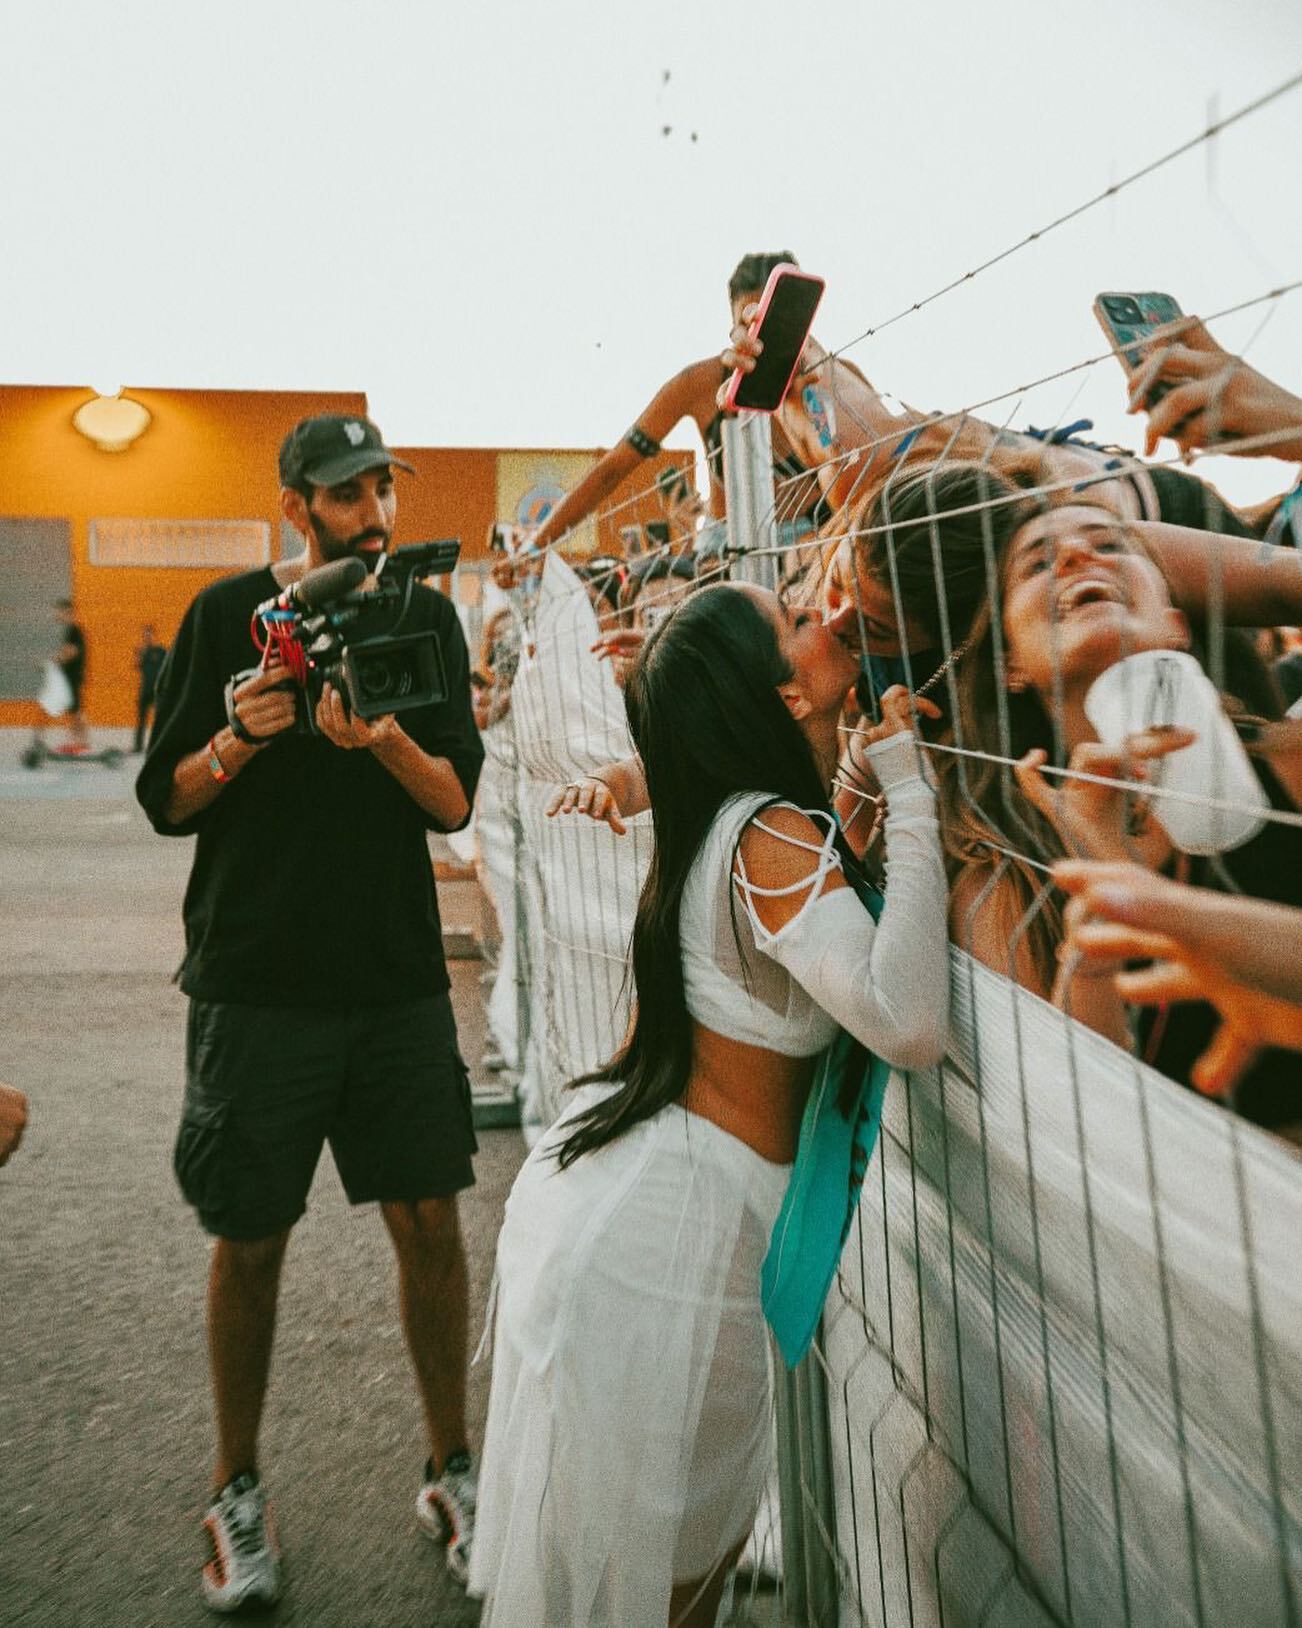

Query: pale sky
left=4, top=0, right=1302, bottom=505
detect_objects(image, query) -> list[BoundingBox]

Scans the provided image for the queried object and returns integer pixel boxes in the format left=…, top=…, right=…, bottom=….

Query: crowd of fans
left=498, top=252, right=1302, bottom=1141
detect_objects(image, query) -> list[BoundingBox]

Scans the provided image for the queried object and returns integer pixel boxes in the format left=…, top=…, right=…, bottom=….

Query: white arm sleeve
left=735, top=733, right=950, bottom=1071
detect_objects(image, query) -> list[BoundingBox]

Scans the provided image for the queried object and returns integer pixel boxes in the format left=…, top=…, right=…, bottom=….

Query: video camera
left=226, top=539, right=461, bottom=738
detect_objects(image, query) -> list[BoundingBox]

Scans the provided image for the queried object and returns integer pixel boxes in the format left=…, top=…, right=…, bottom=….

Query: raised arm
left=533, top=358, right=722, bottom=551
left=1134, top=519, right=1302, bottom=626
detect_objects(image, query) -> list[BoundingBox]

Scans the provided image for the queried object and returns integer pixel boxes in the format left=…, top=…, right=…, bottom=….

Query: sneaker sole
left=416, top=1492, right=469, bottom=1586
left=201, top=1575, right=284, bottom=1615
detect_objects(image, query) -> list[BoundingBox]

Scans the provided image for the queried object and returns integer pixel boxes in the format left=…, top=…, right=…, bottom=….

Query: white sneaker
left=416, top=1451, right=477, bottom=1587
left=201, top=1472, right=283, bottom=1613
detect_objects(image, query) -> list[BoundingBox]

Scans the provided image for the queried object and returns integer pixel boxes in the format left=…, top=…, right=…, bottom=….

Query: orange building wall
left=0, top=385, right=366, bottom=727
left=0, top=381, right=703, bottom=728
left=391, top=446, right=498, bottom=566
left=595, top=448, right=692, bottom=557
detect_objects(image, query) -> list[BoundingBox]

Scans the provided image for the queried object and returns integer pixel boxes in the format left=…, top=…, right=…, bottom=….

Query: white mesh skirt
left=470, top=1085, right=790, bottom=1625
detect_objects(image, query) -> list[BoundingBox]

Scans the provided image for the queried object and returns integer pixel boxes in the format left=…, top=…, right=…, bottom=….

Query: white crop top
left=678, top=732, right=951, bottom=1070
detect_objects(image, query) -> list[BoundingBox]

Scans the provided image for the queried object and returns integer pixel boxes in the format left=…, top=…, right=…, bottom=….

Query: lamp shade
left=73, top=392, right=152, bottom=452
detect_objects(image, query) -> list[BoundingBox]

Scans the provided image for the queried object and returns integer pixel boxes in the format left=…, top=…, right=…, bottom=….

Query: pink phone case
left=723, top=267, right=826, bottom=415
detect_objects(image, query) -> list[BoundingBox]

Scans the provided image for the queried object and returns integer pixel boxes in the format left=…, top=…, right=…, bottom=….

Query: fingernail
left=1091, top=884, right=1133, bottom=917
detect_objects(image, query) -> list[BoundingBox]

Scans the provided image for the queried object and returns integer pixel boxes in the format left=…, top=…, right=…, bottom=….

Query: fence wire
left=466, top=91, right=1301, bottom=1623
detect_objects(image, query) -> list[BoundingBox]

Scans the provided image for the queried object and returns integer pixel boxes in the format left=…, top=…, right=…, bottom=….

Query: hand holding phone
left=1093, top=291, right=1185, bottom=405
left=723, top=267, right=826, bottom=414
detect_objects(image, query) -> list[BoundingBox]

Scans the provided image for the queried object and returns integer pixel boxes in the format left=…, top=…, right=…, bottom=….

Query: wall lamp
left=72, top=386, right=152, bottom=452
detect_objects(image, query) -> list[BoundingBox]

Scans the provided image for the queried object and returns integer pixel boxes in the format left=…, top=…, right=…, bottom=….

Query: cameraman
left=136, top=415, right=484, bottom=1612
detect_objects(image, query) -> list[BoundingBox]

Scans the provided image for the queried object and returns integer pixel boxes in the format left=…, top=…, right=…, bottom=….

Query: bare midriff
left=680, top=1022, right=819, bottom=1165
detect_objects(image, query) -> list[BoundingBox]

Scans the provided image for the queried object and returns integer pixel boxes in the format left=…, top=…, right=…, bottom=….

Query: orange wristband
left=205, top=734, right=231, bottom=785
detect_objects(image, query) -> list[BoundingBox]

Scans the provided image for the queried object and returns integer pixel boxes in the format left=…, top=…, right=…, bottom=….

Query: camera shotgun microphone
left=288, top=556, right=367, bottom=611
left=255, top=556, right=367, bottom=620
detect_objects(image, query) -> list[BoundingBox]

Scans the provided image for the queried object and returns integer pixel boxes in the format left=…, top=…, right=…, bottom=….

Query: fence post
left=721, top=412, right=841, bottom=1627
left=722, top=414, right=778, bottom=585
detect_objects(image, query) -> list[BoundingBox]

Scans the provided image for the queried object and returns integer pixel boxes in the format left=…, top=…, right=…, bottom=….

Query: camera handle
left=224, top=668, right=291, bottom=745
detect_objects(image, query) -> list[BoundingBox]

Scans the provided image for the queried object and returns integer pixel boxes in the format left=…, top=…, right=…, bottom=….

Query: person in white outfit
left=470, top=581, right=951, bottom=1626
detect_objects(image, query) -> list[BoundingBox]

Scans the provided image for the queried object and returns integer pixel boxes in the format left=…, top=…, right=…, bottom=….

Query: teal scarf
left=761, top=876, right=889, bottom=1369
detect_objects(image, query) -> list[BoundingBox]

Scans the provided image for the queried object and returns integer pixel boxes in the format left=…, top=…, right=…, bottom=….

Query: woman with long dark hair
left=469, top=582, right=950, bottom=1626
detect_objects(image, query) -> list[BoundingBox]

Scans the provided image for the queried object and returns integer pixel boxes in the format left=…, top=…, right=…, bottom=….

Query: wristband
left=624, top=425, right=661, bottom=459
left=205, top=735, right=232, bottom=785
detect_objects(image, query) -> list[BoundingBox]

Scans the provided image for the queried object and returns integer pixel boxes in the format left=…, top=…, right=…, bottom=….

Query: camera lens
left=355, top=659, right=395, bottom=701
left=1104, top=296, right=1143, bottom=324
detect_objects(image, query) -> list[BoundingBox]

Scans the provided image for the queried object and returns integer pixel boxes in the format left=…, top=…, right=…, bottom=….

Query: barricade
left=466, top=77, right=1302, bottom=1617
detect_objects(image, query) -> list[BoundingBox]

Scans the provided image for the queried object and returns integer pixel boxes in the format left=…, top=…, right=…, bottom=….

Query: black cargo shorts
left=174, top=992, right=477, bottom=1241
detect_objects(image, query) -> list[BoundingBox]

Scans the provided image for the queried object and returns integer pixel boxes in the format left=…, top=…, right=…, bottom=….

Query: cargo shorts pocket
left=173, top=1096, right=231, bottom=1216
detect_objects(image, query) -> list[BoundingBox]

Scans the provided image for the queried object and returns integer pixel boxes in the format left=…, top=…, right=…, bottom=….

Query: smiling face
left=1001, top=504, right=1188, bottom=697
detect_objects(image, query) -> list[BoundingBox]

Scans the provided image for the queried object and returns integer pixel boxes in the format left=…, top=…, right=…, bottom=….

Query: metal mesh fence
left=467, top=77, right=1302, bottom=1623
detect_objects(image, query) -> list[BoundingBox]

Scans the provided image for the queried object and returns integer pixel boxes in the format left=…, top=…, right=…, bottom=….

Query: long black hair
left=556, top=582, right=840, bottom=1168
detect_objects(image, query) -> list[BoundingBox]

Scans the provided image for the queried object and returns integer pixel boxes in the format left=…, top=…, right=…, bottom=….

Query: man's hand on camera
left=233, top=663, right=298, bottom=742
left=314, top=681, right=401, bottom=751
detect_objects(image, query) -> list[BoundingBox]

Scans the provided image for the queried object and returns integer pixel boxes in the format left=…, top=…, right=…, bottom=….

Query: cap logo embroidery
left=343, top=421, right=366, bottom=446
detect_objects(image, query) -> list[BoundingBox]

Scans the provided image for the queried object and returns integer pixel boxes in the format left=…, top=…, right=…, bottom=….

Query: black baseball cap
left=278, top=415, right=415, bottom=490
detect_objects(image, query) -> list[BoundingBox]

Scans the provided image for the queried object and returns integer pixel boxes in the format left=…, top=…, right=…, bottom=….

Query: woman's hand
left=545, top=775, right=628, bottom=836
left=1126, top=318, right=1302, bottom=462
left=590, top=628, right=645, bottom=691
left=1014, top=726, right=1193, bottom=864
left=1054, top=860, right=1302, bottom=1097
left=851, top=684, right=941, bottom=750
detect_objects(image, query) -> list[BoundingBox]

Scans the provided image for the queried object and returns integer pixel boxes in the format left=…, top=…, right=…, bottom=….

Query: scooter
left=21, top=738, right=124, bottom=770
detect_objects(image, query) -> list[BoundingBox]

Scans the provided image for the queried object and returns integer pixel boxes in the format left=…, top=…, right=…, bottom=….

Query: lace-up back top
left=677, top=732, right=952, bottom=1071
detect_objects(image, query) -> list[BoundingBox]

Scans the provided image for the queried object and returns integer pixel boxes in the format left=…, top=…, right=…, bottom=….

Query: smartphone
left=724, top=266, right=826, bottom=414
left=1093, top=291, right=1184, bottom=402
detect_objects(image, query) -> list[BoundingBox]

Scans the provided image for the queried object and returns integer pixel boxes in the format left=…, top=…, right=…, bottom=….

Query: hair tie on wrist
left=625, top=425, right=661, bottom=459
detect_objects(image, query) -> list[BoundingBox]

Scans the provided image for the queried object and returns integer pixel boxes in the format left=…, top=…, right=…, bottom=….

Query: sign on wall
left=89, top=518, right=270, bottom=568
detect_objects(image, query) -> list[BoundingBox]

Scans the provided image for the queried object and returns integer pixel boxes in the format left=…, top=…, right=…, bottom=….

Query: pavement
left=0, top=729, right=524, bottom=1627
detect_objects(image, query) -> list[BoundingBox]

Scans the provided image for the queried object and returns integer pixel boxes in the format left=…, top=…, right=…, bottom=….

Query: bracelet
left=205, top=734, right=232, bottom=785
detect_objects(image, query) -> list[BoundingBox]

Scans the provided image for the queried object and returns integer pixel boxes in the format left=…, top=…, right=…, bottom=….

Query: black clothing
left=1143, top=464, right=1258, bottom=538
left=1144, top=760, right=1302, bottom=1130
left=136, top=566, right=483, bottom=1008
left=59, top=620, right=86, bottom=699
left=135, top=641, right=168, bottom=753
left=1274, top=650, right=1302, bottom=711
left=176, top=991, right=476, bottom=1239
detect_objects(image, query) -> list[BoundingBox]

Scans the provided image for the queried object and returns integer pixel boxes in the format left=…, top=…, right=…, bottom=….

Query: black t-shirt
left=60, top=622, right=86, bottom=688
left=136, top=567, right=484, bottom=1008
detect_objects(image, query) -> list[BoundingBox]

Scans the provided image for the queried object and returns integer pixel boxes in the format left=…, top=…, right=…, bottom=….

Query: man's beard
left=308, top=511, right=390, bottom=566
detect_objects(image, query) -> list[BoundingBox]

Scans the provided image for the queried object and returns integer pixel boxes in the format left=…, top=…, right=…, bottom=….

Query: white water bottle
left=1083, top=650, right=1269, bottom=855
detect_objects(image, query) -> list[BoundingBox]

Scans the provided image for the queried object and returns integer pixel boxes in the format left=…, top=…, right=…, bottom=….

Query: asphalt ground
left=0, top=730, right=524, bottom=1628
